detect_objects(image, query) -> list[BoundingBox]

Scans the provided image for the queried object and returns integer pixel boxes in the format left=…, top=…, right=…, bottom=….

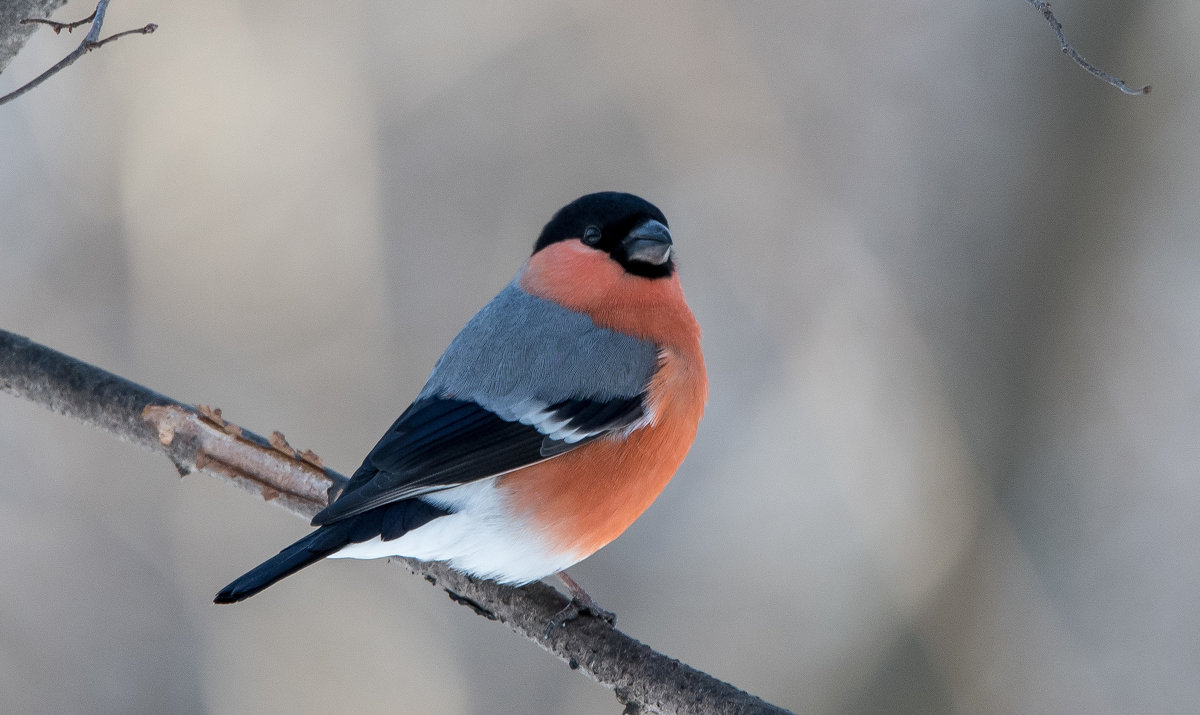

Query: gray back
left=418, top=281, right=659, bottom=420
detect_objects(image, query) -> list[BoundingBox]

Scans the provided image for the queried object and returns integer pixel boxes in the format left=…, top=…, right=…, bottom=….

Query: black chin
left=617, top=256, right=674, bottom=279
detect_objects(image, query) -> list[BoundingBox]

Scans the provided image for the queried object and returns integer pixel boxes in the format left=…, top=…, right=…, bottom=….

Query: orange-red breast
left=215, top=192, right=707, bottom=607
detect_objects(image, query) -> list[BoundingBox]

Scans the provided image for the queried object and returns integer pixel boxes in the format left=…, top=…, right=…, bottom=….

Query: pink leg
left=543, top=570, right=616, bottom=637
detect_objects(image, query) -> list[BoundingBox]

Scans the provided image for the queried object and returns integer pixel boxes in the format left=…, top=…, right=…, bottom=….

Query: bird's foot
left=543, top=571, right=616, bottom=638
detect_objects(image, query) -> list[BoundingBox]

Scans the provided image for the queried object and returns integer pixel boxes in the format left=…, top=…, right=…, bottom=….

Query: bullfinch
left=214, top=192, right=707, bottom=616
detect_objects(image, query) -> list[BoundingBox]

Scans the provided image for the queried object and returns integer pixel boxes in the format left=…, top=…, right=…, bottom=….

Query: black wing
left=310, top=394, right=645, bottom=526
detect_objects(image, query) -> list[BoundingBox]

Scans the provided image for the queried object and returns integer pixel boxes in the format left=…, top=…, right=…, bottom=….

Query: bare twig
left=1027, top=0, right=1150, bottom=95
left=0, top=0, right=156, bottom=107
left=0, top=328, right=793, bottom=715
left=86, top=23, right=156, bottom=49
left=20, top=9, right=96, bottom=34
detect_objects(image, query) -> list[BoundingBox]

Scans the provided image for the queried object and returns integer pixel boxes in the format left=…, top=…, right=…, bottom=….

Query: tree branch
left=0, top=0, right=156, bottom=107
left=0, top=328, right=793, bottom=715
left=1026, top=0, right=1150, bottom=95
left=22, top=9, right=99, bottom=34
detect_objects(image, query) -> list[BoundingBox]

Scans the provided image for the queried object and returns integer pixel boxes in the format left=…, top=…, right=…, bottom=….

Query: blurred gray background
left=0, top=1, right=1192, bottom=713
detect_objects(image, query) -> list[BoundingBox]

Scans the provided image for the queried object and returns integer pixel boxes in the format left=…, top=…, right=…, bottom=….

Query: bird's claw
left=543, top=597, right=616, bottom=638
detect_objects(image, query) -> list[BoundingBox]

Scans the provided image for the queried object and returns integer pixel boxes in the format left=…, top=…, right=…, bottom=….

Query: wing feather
left=311, top=282, right=659, bottom=526
left=312, top=393, right=648, bottom=525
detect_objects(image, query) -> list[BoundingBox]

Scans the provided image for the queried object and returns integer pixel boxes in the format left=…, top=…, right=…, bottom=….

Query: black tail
left=214, top=498, right=451, bottom=604
left=214, top=524, right=353, bottom=603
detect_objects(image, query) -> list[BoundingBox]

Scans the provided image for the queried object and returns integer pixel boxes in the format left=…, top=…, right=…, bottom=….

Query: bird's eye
left=582, top=226, right=602, bottom=245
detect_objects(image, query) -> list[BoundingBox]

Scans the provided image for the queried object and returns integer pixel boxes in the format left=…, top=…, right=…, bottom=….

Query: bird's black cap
left=534, top=192, right=673, bottom=278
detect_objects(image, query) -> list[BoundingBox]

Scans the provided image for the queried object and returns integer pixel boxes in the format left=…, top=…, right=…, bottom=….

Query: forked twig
left=0, top=0, right=157, bottom=107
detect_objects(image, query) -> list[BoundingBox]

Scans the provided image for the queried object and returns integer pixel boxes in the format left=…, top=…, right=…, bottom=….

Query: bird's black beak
left=622, top=219, right=673, bottom=266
